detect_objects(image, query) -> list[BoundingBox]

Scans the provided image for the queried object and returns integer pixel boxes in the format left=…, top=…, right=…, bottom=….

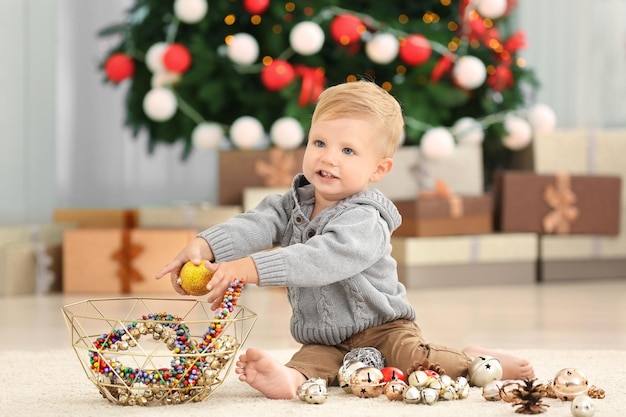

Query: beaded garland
left=89, top=279, right=245, bottom=390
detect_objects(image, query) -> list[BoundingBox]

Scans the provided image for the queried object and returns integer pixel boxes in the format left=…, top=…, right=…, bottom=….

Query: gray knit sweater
left=199, top=174, right=416, bottom=345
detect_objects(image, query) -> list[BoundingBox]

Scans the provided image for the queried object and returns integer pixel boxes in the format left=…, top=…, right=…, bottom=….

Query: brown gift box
left=54, top=208, right=138, bottom=228
left=494, top=171, right=621, bottom=235
left=219, top=148, right=305, bottom=205
left=394, top=195, right=493, bottom=237
left=63, top=228, right=196, bottom=294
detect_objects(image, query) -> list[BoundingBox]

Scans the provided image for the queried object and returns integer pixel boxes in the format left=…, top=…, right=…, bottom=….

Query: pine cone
left=587, top=385, right=606, bottom=399
left=406, top=358, right=446, bottom=376
left=506, top=379, right=550, bottom=414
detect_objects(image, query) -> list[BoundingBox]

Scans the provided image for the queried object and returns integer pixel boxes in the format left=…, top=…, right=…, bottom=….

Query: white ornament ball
left=151, top=70, right=181, bottom=88
left=527, top=103, right=557, bottom=135
left=270, top=117, right=305, bottom=149
left=468, top=355, right=503, bottom=387
left=477, top=0, right=508, bottom=19
left=453, top=55, right=487, bottom=89
left=192, top=122, right=224, bottom=150
left=290, top=21, right=325, bottom=56
left=173, top=0, right=208, bottom=24
left=502, top=114, right=533, bottom=150
left=146, top=42, right=168, bottom=73
left=365, top=32, right=399, bottom=64
left=229, top=116, right=265, bottom=149
left=571, top=394, right=595, bottom=417
left=421, top=127, right=455, bottom=159
left=143, top=88, right=177, bottom=121
left=227, top=33, right=259, bottom=65
left=451, top=117, right=484, bottom=146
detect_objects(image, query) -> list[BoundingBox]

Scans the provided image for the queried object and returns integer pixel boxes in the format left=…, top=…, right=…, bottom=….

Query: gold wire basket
left=62, top=297, right=257, bottom=406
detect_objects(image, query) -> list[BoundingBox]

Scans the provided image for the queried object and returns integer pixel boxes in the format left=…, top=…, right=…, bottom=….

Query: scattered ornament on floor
left=384, top=379, right=409, bottom=401
left=343, top=347, right=386, bottom=369
left=297, top=378, right=328, bottom=405
left=585, top=386, right=605, bottom=400
left=571, top=394, right=595, bottom=417
left=482, top=380, right=505, bottom=401
left=500, top=379, right=550, bottom=414
left=468, top=355, right=503, bottom=387
left=350, top=367, right=386, bottom=398
left=550, top=368, right=590, bottom=401
left=338, top=360, right=367, bottom=393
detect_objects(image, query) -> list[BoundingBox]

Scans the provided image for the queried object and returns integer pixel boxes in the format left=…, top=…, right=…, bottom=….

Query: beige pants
left=286, top=319, right=472, bottom=386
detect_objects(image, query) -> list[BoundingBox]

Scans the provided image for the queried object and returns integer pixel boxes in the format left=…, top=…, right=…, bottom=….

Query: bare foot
left=463, top=346, right=535, bottom=380
left=235, top=348, right=307, bottom=399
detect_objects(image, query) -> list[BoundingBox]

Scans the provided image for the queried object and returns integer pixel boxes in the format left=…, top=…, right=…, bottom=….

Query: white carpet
left=1, top=349, right=623, bottom=417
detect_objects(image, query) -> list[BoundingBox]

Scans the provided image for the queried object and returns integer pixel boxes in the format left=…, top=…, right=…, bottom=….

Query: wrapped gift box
left=63, top=228, right=197, bottom=294
left=219, top=148, right=305, bottom=205
left=392, top=233, right=538, bottom=288
left=394, top=194, right=492, bottom=237
left=54, top=208, right=138, bottom=228
left=534, top=129, right=626, bottom=206
left=539, top=208, right=626, bottom=281
left=494, top=171, right=621, bottom=235
left=138, top=204, right=241, bottom=229
left=374, top=145, right=484, bottom=200
left=0, top=223, right=74, bottom=295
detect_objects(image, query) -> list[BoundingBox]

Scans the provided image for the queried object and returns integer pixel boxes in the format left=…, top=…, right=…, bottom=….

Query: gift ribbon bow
left=542, top=173, right=579, bottom=234
left=294, top=65, right=326, bottom=107
left=111, top=211, right=143, bottom=293
left=254, top=148, right=297, bottom=187
left=419, top=179, right=464, bottom=218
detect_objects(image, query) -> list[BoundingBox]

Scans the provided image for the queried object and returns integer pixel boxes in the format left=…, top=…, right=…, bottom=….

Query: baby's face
left=303, top=117, right=390, bottom=207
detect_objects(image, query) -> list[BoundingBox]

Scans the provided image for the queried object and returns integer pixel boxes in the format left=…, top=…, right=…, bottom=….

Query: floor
left=3, top=278, right=625, bottom=352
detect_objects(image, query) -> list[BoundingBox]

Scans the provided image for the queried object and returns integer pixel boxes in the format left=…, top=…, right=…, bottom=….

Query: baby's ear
left=370, top=157, right=393, bottom=183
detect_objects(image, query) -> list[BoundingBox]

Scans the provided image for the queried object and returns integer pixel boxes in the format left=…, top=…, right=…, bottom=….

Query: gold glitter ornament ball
left=178, top=261, right=214, bottom=296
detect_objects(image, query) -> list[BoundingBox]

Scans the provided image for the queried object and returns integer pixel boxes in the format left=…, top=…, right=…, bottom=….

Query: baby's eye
left=342, top=147, right=354, bottom=155
left=314, top=140, right=325, bottom=148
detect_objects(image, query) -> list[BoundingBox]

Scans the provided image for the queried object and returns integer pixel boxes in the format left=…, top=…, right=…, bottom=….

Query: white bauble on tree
left=365, top=33, right=399, bottom=64
left=502, top=114, right=533, bottom=150
left=192, top=122, right=224, bottom=150
left=476, top=0, right=507, bottom=19
left=270, top=117, right=305, bottom=149
left=421, top=127, right=455, bottom=159
left=173, top=0, right=208, bottom=24
left=146, top=42, right=168, bottom=73
left=453, top=55, right=487, bottom=89
left=143, top=88, right=177, bottom=121
left=227, top=33, right=260, bottom=65
left=527, top=103, right=557, bottom=135
left=290, top=21, right=325, bottom=56
left=451, top=117, right=484, bottom=146
left=230, top=116, right=265, bottom=149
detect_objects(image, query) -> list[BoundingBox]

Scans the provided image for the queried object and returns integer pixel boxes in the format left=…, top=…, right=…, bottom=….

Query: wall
left=1, top=0, right=625, bottom=225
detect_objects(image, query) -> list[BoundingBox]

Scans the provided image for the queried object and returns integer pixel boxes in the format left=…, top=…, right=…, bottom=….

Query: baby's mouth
left=318, top=170, right=336, bottom=179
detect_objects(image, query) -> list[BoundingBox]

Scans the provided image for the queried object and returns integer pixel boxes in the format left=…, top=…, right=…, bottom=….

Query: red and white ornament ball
left=270, top=117, right=304, bottom=149
left=366, top=33, right=399, bottom=64
left=452, top=55, right=487, bottom=89
left=421, top=127, right=455, bottom=159
left=261, top=59, right=295, bottom=91
left=229, top=116, right=265, bottom=149
left=143, top=88, right=178, bottom=122
left=243, top=0, right=270, bottom=15
left=163, top=43, right=192, bottom=73
left=192, top=122, right=225, bottom=150
left=329, top=14, right=364, bottom=46
left=290, top=21, right=325, bottom=56
left=399, top=34, right=432, bottom=66
left=104, top=53, right=135, bottom=83
left=227, top=33, right=260, bottom=65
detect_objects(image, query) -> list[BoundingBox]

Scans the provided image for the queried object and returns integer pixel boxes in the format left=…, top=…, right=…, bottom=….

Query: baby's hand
left=204, top=257, right=258, bottom=310
left=155, top=237, right=214, bottom=295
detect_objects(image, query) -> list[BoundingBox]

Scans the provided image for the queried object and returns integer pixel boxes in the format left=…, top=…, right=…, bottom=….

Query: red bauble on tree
left=399, top=34, right=432, bottom=66
left=488, top=64, right=514, bottom=92
left=243, top=0, right=270, bottom=15
left=104, top=53, right=135, bottom=83
left=329, top=14, right=364, bottom=46
left=163, top=43, right=192, bottom=73
left=261, top=59, right=295, bottom=91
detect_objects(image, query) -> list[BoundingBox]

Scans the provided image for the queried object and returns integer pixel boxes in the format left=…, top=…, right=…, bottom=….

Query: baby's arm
left=155, top=237, right=215, bottom=295
left=205, top=257, right=259, bottom=310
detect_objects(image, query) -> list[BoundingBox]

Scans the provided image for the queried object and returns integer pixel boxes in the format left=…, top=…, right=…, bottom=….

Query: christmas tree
left=100, top=0, right=555, bottom=176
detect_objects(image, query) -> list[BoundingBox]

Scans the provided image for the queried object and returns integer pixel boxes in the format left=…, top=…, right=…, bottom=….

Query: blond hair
left=311, top=80, right=404, bottom=157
